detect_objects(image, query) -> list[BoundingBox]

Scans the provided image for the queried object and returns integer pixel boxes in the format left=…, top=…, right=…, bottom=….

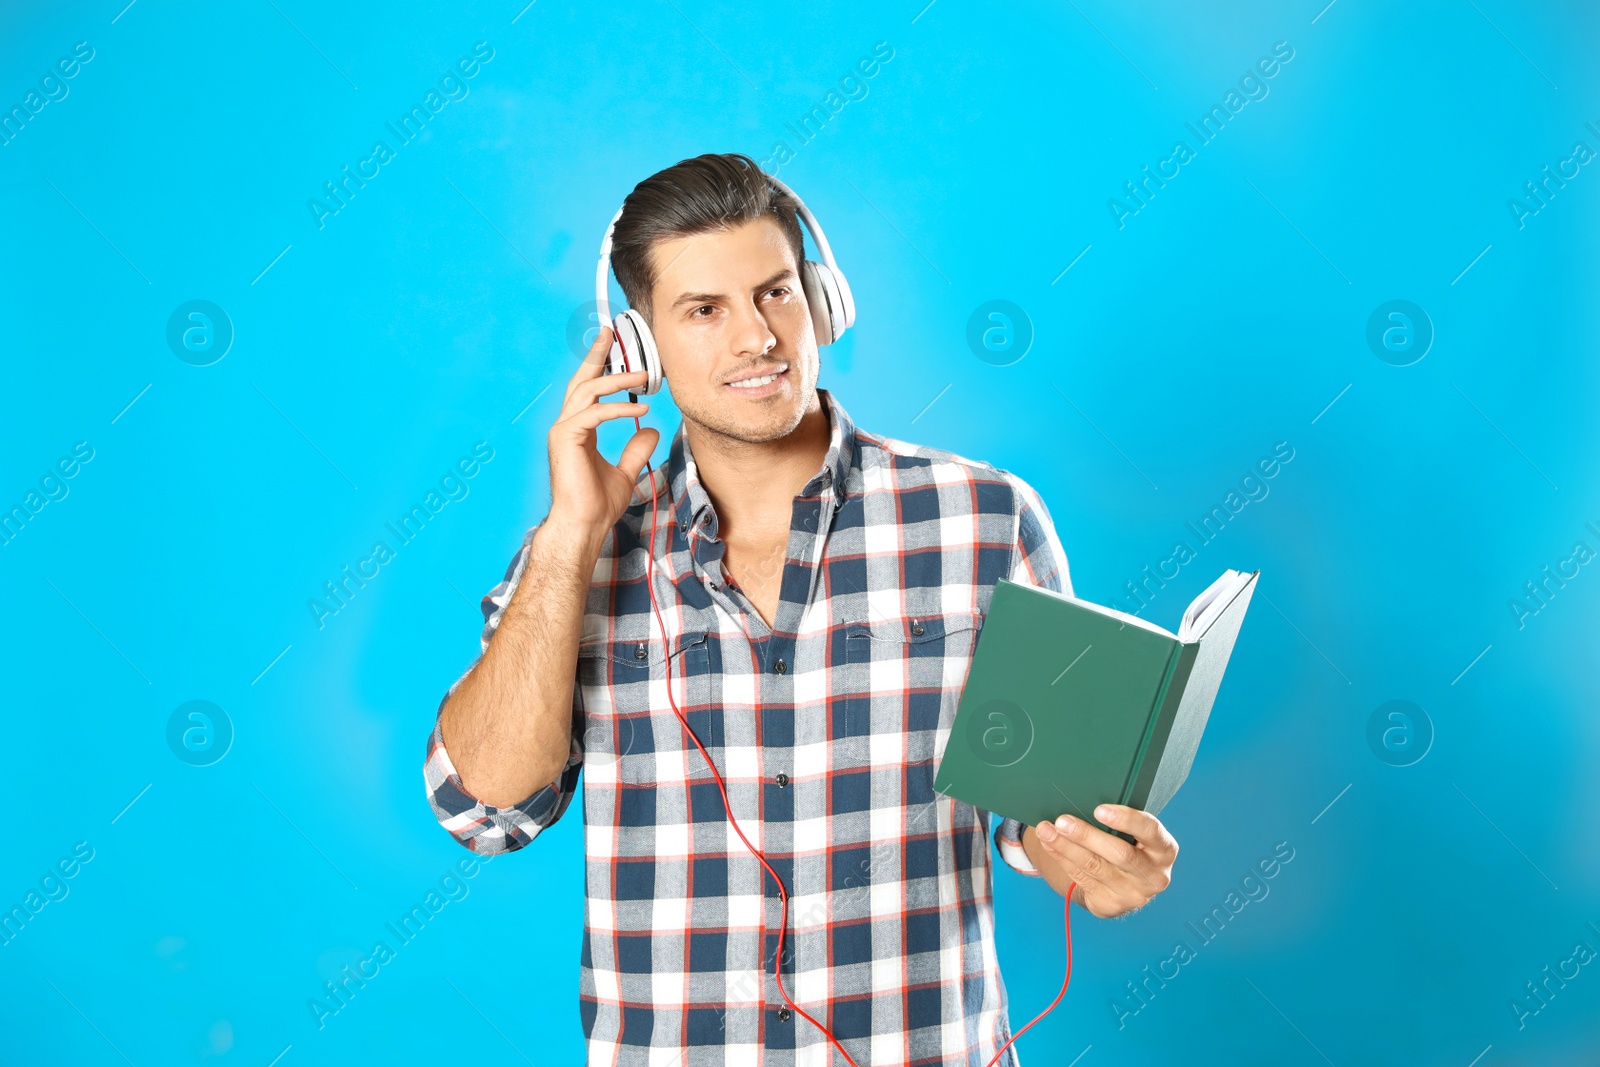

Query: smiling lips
left=725, top=363, right=789, bottom=392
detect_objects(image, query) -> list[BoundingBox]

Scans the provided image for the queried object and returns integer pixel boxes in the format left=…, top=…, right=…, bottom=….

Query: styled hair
left=610, top=153, right=806, bottom=325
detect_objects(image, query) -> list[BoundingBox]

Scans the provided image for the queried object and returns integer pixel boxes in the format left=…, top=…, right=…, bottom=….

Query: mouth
left=723, top=362, right=790, bottom=397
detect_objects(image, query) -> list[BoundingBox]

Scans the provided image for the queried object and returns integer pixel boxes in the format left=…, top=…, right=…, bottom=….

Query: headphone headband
left=595, top=172, right=849, bottom=328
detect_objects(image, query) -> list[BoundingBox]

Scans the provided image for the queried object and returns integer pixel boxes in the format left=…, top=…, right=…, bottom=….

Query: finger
left=1097, top=804, right=1179, bottom=861
left=1035, top=822, right=1144, bottom=907
left=1047, top=815, right=1167, bottom=898
left=577, top=324, right=613, bottom=374
left=556, top=400, right=650, bottom=435
left=615, top=427, right=661, bottom=483
left=1053, top=812, right=1141, bottom=870
left=563, top=325, right=615, bottom=406
left=560, top=368, right=651, bottom=422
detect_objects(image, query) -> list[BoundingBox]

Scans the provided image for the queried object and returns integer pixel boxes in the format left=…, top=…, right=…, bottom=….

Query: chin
left=691, top=385, right=809, bottom=444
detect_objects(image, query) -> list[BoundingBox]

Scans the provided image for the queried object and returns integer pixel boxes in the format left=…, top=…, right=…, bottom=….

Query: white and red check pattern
left=424, top=387, right=1072, bottom=1066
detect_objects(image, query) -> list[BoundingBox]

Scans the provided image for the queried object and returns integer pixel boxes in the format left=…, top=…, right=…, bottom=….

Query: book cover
left=933, top=571, right=1258, bottom=844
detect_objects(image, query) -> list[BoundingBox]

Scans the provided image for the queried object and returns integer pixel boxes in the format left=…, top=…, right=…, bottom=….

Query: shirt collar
left=662, top=386, right=858, bottom=542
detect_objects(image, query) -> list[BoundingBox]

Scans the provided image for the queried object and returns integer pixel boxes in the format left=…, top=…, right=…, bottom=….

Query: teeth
left=728, top=367, right=785, bottom=389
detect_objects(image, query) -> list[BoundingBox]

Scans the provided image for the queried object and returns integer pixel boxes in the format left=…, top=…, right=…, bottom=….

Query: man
left=424, top=153, right=1180, bottom=1065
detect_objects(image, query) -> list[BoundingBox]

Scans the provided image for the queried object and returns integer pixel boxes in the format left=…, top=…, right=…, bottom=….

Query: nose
left=728, top=296, right=777, bottom=358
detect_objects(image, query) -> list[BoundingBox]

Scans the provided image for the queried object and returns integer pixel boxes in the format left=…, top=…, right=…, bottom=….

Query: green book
left=934, top=569, right=1260, bottom=845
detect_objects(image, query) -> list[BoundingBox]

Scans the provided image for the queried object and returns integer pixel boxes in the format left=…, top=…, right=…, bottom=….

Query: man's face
left=646, top=216, right=818, bottom=444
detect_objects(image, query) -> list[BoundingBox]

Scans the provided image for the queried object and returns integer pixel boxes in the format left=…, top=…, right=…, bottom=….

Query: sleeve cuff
left=995, top=816, right=1043, bottom=877
left=423, top=717, right=580, bottom=855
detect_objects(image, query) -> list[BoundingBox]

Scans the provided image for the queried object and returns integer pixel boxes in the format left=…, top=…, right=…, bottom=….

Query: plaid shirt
left=424, top=387, right=1073, bottom=1067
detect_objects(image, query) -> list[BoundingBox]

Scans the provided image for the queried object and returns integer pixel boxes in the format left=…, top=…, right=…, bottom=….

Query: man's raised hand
left=546, top=324, right=659, bottom=535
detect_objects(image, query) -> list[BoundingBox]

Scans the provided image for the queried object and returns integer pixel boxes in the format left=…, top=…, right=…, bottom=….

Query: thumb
left=615, top=426, right=661, bottom=484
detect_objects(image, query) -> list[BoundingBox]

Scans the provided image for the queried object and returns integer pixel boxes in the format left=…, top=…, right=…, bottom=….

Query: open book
left=933, top=569, right=1260, bottom=843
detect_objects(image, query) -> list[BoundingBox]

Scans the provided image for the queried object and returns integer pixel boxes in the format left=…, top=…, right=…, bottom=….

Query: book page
left=1178, top=570, right=1253, bottom=642
left=1021, top=582, right=1176, bottom=639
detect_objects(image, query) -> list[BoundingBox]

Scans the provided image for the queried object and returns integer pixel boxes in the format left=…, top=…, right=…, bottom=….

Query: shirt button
left=775, top=772, right=789, bottom=788
left=634, top=645, right=647, bottom=660
left=777, top=1007, right=792, bottom=1022
left=911, top=621, right=925, bottom=636
left=774, top=658, right=787, bottom=675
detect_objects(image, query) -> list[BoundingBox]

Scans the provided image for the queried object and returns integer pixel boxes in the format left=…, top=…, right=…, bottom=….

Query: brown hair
left=610, top=153, right=806, bottom=325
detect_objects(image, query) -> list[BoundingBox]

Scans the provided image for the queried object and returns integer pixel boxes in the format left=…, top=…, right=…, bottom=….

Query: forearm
left=439, top=517, right=605, bottom=807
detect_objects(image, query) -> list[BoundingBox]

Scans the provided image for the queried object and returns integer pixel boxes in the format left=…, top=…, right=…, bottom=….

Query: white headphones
left=594, top=172, right=856, bottom=400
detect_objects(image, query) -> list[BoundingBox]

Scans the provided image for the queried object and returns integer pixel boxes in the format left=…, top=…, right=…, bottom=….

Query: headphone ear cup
left=801, top=259, right=847, bottom=346
left=614, top=309, right=663, bottom=395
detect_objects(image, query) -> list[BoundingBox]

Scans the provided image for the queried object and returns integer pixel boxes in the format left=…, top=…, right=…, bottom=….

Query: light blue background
left=3, top=1, right=1598, bottom=1064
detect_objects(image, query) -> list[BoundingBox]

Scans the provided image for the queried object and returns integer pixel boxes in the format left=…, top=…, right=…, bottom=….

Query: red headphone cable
left=629, top=414, right=1074, bottom=1067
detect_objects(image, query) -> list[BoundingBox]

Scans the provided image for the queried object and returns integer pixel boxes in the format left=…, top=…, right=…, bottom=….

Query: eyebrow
left=668, top=269, right=798, bottom=312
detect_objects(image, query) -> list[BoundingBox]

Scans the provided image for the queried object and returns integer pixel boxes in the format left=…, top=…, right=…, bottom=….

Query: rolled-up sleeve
left=992, top=470, right=1075, bottom=877
left=423, top=525, right=584, bottom=855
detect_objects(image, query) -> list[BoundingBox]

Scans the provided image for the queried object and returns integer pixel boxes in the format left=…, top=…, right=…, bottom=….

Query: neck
left=685, top=391, right=832, bottom=538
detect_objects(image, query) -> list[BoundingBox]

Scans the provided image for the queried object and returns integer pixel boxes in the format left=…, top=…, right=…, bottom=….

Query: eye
left=766, top=286, right=791, bottom=300
left=690, top=305, right=715, bottom=319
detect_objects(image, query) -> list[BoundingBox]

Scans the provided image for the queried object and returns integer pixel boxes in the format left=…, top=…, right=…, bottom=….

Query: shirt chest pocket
left=576, top=630, right=716, bottom=783
left=840, top=610, right=984, bottom=767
